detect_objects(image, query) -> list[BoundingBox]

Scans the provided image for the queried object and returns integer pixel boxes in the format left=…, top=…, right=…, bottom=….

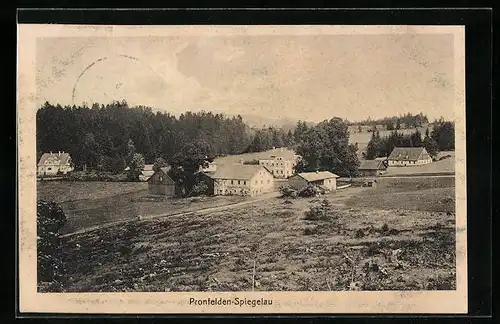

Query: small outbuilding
left=288, top=171, right=340, bottom=192
left=147, top=167, right=176, bottom=196
left=358, top=160, right=388, bottom=177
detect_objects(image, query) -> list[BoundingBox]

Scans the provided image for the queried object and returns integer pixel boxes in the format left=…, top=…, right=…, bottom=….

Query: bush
left=190, top=181, right=209, bottom=197
left=37, top=200, right=67, bottom=290
left=304, top=199, right=336, bottom=221
left=279, top=185, right=297, bottom=198
left=304, top=225, right=319, bottom=235
left=243, top=159, right=260, bottom=165
left=298, top=185, right=323, bottom=197
left=63, top=170, right=128, bottom=182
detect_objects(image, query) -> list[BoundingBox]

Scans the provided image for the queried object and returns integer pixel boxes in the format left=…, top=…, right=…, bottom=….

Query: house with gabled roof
left=387, top=147, right=432, bottom=166
left=206, top=164, right=274, bottom=196
left=358, top=160, right=388, bottom=177
left=37, top=151, right=74, bottom=177
left=288, top=171, right=340, bottom=192
left=147, top=167, right=176, bottom=196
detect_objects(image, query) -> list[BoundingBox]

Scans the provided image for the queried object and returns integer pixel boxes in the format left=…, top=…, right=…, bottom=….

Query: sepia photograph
left=18, top=24, right=467, bottom=314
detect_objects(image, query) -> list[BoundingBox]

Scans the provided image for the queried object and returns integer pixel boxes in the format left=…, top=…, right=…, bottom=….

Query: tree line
left=364, top=119, right=455, bottom=160
left=349, top=112, right=430, bottom=130
left=36, top=101, right=293, bottom=176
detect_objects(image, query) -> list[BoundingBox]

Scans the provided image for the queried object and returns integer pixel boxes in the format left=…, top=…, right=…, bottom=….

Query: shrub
left=279, top=185, right=297, bottom=198
left=304, top=199, right=336, bottom=221
left=190, top=181, right=209, bottom=197
left=243, top=159, right=260, bottom=165
left=37, top=200, right=67, bottom=290
left=304, top=225, right=319, bottom=235
left=298, top=185, right=322, bottom=198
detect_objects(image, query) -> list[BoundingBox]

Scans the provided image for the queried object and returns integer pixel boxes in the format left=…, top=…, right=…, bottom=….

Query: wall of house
left=322, top=178, right=337, bottom=191
left=147, top=171, right=175, bottom=196
left=248, top=169, right=274, bottom=196
left=259, top=158, right=295, bottom=179
left=388, top=159, right=432, bottom=167
left=214, top=178, right=252, bottom=196
left=37, top=165, right=60, bottom=176
left=358, top=169, right=378, bottom=177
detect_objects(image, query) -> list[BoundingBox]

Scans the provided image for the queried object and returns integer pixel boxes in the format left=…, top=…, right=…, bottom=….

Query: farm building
left=147, top=167, right=176, bottom=196
left=207, top=164, right=274, bottom=196
left=387, top=147, right=432, bottom=166
left=37, top=151, right=74, bottom=177
left=358, top=160, right=388, bottom=177
left=288, top=171, right=339, bottom=191
left=258, top=154, right=297, bottom=179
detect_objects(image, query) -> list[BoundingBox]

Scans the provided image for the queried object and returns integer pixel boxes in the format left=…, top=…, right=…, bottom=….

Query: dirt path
left=60, top=191, right=280, bottom=239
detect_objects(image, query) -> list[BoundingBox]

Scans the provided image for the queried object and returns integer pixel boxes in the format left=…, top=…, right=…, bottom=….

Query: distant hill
left=227, top=113, right=316, bottom=132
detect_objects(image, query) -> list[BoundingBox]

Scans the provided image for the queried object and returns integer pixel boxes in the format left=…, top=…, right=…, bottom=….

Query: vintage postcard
left=17, top=24, right=466, bottom=314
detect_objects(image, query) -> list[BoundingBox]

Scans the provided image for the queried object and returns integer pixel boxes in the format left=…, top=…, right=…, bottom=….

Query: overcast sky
left=36, top=33, right=455, bottom=122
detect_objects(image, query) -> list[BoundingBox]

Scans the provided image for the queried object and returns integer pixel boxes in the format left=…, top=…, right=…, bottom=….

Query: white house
left=37, top=151, right=74, bottom=176
left=207, top=164, right=275, bottom=197
left=387, top=147, right=433, bottom=166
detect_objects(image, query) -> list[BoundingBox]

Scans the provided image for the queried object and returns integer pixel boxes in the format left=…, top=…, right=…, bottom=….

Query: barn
left=147, top=167, right=176, bottom=196
left=387, top=147, right=432, bottom=166
left=288, top=171, right=339, bottom=192
left=358, top=160, right=388, bottom=177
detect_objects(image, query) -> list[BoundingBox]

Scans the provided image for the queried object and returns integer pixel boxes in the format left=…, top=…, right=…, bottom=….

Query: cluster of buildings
left=37, top=146, right=434, bottom=197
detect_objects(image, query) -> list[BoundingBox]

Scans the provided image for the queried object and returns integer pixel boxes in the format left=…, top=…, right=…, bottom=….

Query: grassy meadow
left=43, top=176, right=456, bottom=292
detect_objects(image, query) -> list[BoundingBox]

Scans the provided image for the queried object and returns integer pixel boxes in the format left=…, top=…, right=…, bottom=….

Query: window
left=261, top=180, right=263, bottom=184
left=243, top=181, right=246, bottom=185
left=267, top=179, right=270, bottom=184
left=47, top=167, right=52, bottom=171
left=159, top=176, right=163, bottom=182
left=238, top=180, right=241, bottom=185
left=231, top=180, right=234, bottom=184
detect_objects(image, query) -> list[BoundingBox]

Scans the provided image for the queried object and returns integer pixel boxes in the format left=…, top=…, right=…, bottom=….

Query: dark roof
left=359, top=160, right=387, bottom=171
left=208, top=164, right=271, bottom=180
left=388, top=147, right=429, bottom=161
left=37, top=152, right=71, bottom=167
left=295, top=171, right=339, bottom=182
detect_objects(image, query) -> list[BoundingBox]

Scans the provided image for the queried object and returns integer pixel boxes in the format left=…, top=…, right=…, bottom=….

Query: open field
left=382, top=151, right=455, bottom=176
left=47, top=180, right=456, bottom=292
left=38, top=181, right=246, bottom=235
left=37, top=181, right=148, bottom=203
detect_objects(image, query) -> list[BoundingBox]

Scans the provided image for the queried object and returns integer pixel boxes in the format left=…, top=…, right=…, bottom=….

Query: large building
left=387, top=147, right=432, bottom=166
left=208, top=164, right=274, bottom=196
left=288, top=171, right=339, bottom=191
left=259, top=155, right=297, bottom=179
left=37, top=151, right=74, bottom=177
left=358, top=160, right=388, bottom=177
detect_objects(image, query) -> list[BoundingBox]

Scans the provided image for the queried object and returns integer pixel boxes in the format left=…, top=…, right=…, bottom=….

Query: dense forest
left=365, top=119, right=455, bottom=160
left=36, top=101, right=292, bottom=174
left=348, top=112, right=430, bottom=130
